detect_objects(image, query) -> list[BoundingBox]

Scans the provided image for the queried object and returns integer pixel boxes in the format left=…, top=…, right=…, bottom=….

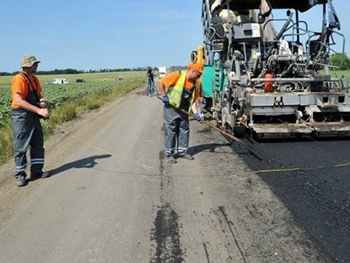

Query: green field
left=0, top=71, right=146, bottom=88
left=0, top=71, right=146, bottom=128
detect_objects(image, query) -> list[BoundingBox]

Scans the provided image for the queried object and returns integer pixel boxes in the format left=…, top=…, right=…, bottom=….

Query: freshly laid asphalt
left=231, top=136, right=350, bottom=263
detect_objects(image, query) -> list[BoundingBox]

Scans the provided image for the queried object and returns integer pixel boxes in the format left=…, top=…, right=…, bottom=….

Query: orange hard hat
left=187, top=62, right=204, bottom=74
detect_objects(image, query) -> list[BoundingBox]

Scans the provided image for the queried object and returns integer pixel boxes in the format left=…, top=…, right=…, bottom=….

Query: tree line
left=0, top=67, right=157, bottom=76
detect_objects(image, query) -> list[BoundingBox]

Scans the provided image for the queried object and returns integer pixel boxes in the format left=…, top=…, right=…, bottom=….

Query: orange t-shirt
left=11, top=74, right=42, bottom=109
left=263, top=73, right=274, bottom=93
left=161, top=71, right=201, bottom=100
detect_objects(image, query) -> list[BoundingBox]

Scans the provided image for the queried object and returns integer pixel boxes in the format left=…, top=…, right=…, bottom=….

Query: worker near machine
left=159, top=63, right=203, bottom=163
left=10, top=55, right=50, bottom=187
left=146, top=66, right=155, bottom=96
left=264, top=69, right=274, bottom=93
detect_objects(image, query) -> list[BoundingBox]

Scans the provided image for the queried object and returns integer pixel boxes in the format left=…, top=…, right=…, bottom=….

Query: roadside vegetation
left=0, top=71, right=146, bottom=165
left=331, top=68, right=350, bottom=78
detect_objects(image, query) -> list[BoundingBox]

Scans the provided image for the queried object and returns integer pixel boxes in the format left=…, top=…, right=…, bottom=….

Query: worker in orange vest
left=264, top=70, right=274, bottom=93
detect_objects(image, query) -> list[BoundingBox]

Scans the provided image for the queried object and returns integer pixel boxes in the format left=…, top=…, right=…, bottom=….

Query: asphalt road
left=232, top=135, right=350, bottom=263
left=0, top=87, right=349, bottom=263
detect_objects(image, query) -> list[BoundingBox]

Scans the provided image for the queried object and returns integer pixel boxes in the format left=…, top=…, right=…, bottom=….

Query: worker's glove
left=193, top=112, right=203, bottom=122
left=162, top=95, right=169, bottom=105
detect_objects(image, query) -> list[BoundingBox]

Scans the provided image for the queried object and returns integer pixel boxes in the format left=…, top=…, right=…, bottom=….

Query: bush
left=330, top=53, right=350, bottom=70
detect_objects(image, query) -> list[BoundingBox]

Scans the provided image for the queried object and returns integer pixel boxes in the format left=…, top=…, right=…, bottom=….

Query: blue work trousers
left=163, top=105, right=189, bottom=156
left=11, top=109, right=44, bottom=179
left=147, top=78, right=154, bottom=96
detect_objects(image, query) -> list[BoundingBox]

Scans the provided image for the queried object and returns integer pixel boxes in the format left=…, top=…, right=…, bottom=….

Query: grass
left=0, top=71, right=146, bottom=88
left=330, top=69, right=350, bottom=78
left=0, top=128, right=13, bottom=164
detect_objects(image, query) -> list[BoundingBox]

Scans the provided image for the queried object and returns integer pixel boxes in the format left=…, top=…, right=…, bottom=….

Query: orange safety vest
left=264, top=73, right=274, bottom=93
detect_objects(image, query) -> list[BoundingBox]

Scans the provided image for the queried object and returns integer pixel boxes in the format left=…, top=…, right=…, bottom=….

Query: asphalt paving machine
left=200, top=0, right=350, bottom=138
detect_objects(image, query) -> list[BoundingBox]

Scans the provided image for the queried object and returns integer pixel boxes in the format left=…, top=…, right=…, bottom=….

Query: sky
left=0, top=0, right=348, bottom=73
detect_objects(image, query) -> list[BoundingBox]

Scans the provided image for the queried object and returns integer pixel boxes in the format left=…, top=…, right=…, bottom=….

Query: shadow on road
left=189, top=143, right=232, bottom=156
left=47, top=154, right=112, bottom=177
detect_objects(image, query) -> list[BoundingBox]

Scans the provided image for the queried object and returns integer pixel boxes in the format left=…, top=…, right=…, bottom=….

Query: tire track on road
left=150, top=150, right=185, bottom=263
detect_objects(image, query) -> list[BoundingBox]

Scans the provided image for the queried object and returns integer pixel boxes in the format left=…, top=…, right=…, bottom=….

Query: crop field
left=0, top=71, right=146, bottom=128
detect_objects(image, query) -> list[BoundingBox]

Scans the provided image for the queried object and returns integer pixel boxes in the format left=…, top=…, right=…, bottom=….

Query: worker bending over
left=159, top=63, right=203, bottom=163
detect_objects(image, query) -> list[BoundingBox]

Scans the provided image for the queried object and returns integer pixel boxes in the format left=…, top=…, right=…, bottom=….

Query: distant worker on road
left=146, top=66, right=155, bottom=96
left=264, top=69, right=274, bottom=93
left=159, top=63, right=203, bottom=163
left=10, top=55, right=50, bottom=187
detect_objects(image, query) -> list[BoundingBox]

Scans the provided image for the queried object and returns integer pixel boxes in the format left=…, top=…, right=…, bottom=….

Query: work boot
left=178, top=153, right=194, bottom=160
left=167, top=155, right=177, bottom=164
left=31, top=171, right=51, bottom=179
left=16, top=176, right=27, bottom=187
